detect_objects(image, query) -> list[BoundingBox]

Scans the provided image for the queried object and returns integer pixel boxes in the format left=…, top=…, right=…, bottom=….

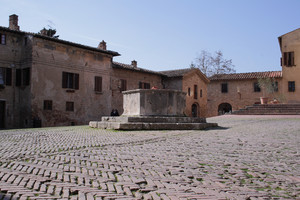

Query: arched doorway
left=192, top=103, right=198, bottom=117
left=218, top=103, right=232, bottom=115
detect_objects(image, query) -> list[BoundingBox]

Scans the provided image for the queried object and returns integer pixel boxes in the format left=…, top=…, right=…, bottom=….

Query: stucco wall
left=182, top=71, right=208, bottom=118
left=110, top=68, right=163, bottom=115
left=30, top=37, right=114, bottom=127
left=280, top=29, right=300, bottom=103
left=0, top=30, right=32, bottom=128
left=207, top=78, right=282, bottom=117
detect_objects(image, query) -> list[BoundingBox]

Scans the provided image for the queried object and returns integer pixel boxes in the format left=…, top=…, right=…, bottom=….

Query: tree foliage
left=191, top=50, right=235, bottom=77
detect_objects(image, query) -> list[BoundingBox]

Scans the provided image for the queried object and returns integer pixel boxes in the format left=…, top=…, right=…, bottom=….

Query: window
left=44, top=100, right=52, bottom=110
left=0, top=34, right=6, bottom=45
left=194, top=85, right=198, bottom=99
left=283, top=52, right=295, bottom=67
left=66, top=102, right=74, bottom=111
left=188, top=87, right=191, bottom=96
left=120, top=79, right=127, bottom=92
left=15, top=68, right=30, bottom=87
left=221, top=83, right=228, bottom=93
left=62, top=72, right=79, bottom=90
left=288, top=81, right=295, bottom=92
left=273, top=81, right=278, bottom=92
left=254, top=82, right=261, bottom=92
left=200, top=89, right=203, bottom=98
left=22, top=68, right=30, bottom=86
left=0, top=68, right=11, bottom=86
left=139, top=82, right=150, bottom=89
left=94, top=76, right=102, bottom=92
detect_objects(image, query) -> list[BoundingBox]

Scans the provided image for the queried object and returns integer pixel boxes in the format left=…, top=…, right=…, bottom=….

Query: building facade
left=0, top=15, right=209, bottom=129
left=161, top=68, right=209, bottom=118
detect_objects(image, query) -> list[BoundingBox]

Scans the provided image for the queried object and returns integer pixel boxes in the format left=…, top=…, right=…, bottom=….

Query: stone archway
left=192, top=103, right=199, bottom=117
left=218, top=103, right=232, bottom=115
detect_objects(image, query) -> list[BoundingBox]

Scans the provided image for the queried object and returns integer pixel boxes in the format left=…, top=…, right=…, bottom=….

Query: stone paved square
left=0, top=115, right=299, bottom=199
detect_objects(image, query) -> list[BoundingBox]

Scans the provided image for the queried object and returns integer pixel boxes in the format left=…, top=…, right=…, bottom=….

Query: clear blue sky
left=1, top=0, right=299, bottom=73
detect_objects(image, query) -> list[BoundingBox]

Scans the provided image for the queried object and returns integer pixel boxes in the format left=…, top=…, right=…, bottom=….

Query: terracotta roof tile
left=112, top=62, right=164, bottom=76
left=159, top=68, right=192, bottom=77
left=209, top=71, right=282, bottom=81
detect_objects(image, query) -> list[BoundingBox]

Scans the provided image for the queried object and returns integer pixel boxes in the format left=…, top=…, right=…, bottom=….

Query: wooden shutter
left=75, top=74, right=79, bottom=90
left=16, top=69, right=21, bottom=86
left=62, top=72, right=67, bottom=88
left=5, top=68, right=12, bottom=86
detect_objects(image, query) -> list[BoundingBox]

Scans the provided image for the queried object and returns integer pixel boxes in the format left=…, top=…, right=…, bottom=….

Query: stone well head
left=122, top=89, right=186, bottom=117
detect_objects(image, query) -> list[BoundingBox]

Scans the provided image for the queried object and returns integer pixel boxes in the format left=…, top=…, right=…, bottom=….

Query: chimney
left=9, top=14, right=20, bottom=31
left=131, top=60, right=137, bottom=68
left=98, top=40, right=107, bottom=50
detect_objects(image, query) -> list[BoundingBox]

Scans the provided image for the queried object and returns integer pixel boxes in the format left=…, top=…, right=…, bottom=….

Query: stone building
left=207, top=71, right=282, bottom=117
left=0, top=15, right=210, bottom=129
left=207, top=28, right=300, bottom=117
left=278, top=28, right=300, bottom=103
left=160, top=68, right=209, bottom=118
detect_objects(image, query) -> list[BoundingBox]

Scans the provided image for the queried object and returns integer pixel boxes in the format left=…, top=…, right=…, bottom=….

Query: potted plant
left=257, top=77, right=277, bottom=104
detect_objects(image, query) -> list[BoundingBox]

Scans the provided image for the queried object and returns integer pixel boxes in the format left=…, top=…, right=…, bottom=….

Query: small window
left=139, top=82, right=150, bottom=89
left=66, top=102, right=74, bottom=111
left=94, top=76, right=102, bottom=92
left=44, top=100, right=52, bottom=110
left=254, top=82, right=261, bottom=92
left=0, top=34, right=6, bottom=45
left=221, top=83, right=228, bottom=93
left=0, top=68, right=4, bottom=85
left=120, top=79, right=127, bottom=92
left=194, top=85, right=198, bottom=99
left=273, top=81, right=278, bottom=92
left=188, top=87, right=191, bottom=96
left=200, top=89, right=203, bottom=98
left=62, top=72, right=79, bottom=90
left=283, top=52, right=295, bottom=67
left=22, top=68, right=30, bottom=86
left=288, top=81, right=295, bottom=92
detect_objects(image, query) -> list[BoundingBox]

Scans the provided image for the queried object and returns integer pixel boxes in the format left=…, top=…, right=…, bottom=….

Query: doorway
left=192, top=103, right=198, bottom=117
left=0, top=101, right=5, bottom=128
left=218, top=103, right=232, bottom=115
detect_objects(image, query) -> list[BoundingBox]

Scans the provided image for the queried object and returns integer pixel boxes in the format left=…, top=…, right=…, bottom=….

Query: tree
left=191, top=50, right=235, bottom=77
left=38, top=27, right=59, bottom=38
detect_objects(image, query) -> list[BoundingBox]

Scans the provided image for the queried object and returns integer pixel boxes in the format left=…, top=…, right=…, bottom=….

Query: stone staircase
left=232, top=104, right=300, bottom=115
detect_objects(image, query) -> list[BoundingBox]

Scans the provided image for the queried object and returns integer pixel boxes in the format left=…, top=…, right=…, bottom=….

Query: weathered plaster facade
left=207, top=73, right=282, bottom=117
left=278, top=28, right=300, bottom=103
left=161, top=68, right=209, bottom=118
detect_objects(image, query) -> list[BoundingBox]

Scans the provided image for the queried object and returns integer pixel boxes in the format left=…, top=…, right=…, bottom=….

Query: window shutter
left=6, top=68, right=12, bottom=86
left=74, top=74, right=79, bottom=90
left=139, top=82, right=142, bottom=89
left=291, top=52, right=295, bottom=66
left=62, top=72, right=67, bottom=88
left=283, top=52, right=288, bottom=66
left=16, top=69, right=21, bottom=86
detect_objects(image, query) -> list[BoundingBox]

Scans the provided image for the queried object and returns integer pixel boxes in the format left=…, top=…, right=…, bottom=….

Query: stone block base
left=89, top=116, right=218, bottom=130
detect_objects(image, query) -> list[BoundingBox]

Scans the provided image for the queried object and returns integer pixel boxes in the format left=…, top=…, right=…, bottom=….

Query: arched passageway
left=218, top=103, right=232, bottom=115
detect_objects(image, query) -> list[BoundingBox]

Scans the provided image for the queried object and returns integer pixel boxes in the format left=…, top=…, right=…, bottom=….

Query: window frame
left=0, top=34, right=6, bottom=45
left=94, top=76, right=102, bottom=92
left=288, top=81, right=295, bottom=92
left=66, top=101, right=74, bottom=112
left=283, top=52, right=295, bottom=67
left=62, top=72, right=79, bottom=90
left=254, top=82, right=261, bottom=92
left=221, top=83, right=228, bottom=93
left=139, top=81, right=150, bottom=89
left=43, top=100, right=53, bottom=111
left=194, top=85, right=198, bottom=99
left=120, top=79, right=127, bottom=92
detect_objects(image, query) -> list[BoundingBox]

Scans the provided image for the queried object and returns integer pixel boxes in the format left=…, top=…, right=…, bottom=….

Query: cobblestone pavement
left=0, top=115, right=299, bottom=200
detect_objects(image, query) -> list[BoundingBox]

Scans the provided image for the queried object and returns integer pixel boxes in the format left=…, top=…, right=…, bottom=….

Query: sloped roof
left=0, top=26, right=120, bottom=56
left=159, top=68, right=192, bottom=77
left=209, top=71, right=282, bottom=81
left=112, top=62, right=164, bottom=76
